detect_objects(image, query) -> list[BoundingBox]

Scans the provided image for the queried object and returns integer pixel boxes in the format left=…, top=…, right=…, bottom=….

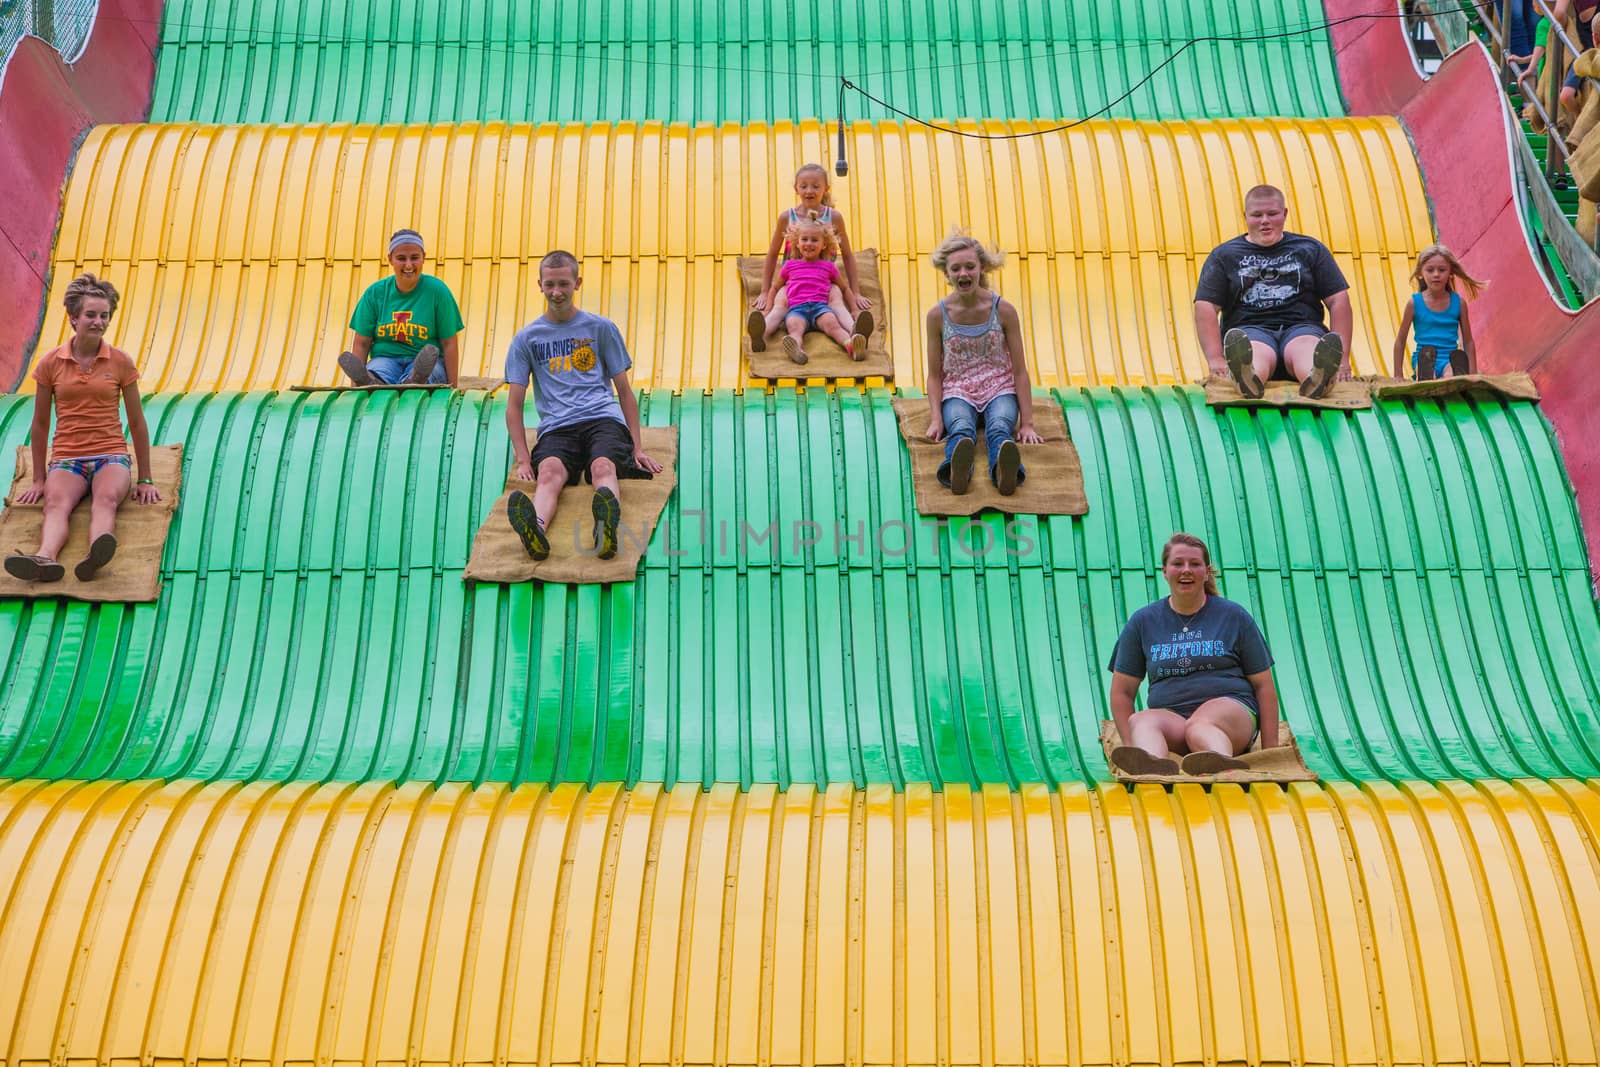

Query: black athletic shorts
left=531, top=416, right=650, bottom=486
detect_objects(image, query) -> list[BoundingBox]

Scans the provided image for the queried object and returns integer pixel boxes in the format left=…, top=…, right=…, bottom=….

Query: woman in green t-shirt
left=339, top=229, right=465, bottom=385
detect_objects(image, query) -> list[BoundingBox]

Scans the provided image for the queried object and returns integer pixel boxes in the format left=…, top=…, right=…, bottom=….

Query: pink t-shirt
left=780, top=259, right=841, bottom=305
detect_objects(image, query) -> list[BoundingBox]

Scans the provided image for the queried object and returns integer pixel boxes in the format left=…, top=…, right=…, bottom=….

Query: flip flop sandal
left=74, top=533, right=118, bottom=581
left=1110, top=745, right=1180, bottom=777
left=1180, top=751, right=1249, bottom=776
left=508, top=490, right=550, bottom=560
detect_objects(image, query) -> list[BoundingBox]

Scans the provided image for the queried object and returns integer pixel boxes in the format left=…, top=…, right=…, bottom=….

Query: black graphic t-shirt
left=1194, top=232, right=1349, bottom=332
left=1108, top=596, right=1274, bottom=710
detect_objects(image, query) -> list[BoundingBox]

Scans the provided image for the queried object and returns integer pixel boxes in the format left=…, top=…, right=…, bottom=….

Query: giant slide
left=1, top=2, right=1598, bottom=1065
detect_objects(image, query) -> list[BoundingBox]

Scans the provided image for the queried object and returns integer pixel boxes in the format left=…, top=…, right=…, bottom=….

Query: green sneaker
left=591, top=487, right=622, bottom=560
left=508, top=490, right=549, bottom=560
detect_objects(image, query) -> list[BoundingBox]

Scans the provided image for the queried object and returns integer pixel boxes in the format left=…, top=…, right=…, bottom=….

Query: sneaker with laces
left=508, top=490, right=550, bottom=560
left=1298, top=331, right=1344, bottom=399
left=591, top=487, right=621, bottom=560
left=1223, top=329, right=1263, bottom=398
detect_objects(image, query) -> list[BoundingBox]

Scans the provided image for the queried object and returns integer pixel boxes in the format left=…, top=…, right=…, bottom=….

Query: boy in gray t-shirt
left=503, top=250, right=661, bottom=561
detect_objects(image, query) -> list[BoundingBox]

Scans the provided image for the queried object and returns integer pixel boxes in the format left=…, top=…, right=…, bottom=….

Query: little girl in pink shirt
left=770, top=215, right=867, bottom=365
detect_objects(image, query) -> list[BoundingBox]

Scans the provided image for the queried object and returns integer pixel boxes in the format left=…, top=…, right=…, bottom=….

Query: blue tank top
left=1411, top=291, right=1461, bottom=350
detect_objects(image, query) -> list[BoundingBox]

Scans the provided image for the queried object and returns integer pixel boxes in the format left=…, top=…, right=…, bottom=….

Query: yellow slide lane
left=32, top=118, right=1431, bottom=392
left=1, top=779, right=1596, bottom=1067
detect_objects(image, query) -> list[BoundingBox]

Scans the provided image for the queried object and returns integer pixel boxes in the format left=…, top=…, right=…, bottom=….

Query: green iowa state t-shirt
left=349, top=274, right=465, bottom=359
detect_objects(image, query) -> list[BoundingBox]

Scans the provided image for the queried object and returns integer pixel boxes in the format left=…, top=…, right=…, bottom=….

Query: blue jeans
left=366, top=354, right=447, bottom=385
left=937, top=394, right=1025, bottom=487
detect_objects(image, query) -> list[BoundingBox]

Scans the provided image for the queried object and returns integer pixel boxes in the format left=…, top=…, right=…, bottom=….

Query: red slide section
left=0, top=0, right=162, bottom=389
left=1328, top=0, right=1600, bottom=586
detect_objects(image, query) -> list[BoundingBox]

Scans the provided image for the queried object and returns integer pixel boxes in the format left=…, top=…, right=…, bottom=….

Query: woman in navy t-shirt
left=1107, top=532, right=1282, bottom=775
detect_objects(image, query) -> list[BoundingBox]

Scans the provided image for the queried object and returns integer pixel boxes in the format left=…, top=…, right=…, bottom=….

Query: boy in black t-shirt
left=1193, top=184, right=1354, bottom=399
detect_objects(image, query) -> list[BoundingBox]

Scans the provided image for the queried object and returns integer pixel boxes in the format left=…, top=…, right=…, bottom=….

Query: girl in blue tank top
left=1391, top=244, right=1487, bottom=380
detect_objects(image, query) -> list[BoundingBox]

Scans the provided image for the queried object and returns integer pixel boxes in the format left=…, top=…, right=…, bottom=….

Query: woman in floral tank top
left=923, top=231, right=1042, bottom=495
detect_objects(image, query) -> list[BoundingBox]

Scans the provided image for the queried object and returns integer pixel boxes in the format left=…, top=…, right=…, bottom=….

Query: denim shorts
left=785, top=301, right=836, bottom=328
left=1237, top=323, right=1326, bottom=379
left=48, top=453, right=131, bottom=480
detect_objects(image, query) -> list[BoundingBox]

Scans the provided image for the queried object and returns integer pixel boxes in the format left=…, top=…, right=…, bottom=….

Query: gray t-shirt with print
left=504, top=309, right=631, bottom=433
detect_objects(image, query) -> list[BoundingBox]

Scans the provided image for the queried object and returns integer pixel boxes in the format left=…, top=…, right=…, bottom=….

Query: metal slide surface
left=0, top=387, right=1594, bottom=787
left=147, top=0, right=1346, bottom=124
left=3, top=2, right=1599, bottom=1064
left=2, top=779, right=1598, bottom=1067
left=29, top=118, right=1429, bottom=392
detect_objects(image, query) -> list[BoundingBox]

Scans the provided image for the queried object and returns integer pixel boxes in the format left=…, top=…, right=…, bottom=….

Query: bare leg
left=533, top=457, right=569, bottom=530
left=1127, top=708, right=1191, bottom=759
left=589, top=456, right=619, bottom=496
left=1248, top=341, right=1277, bottom=385
left=762, top=287, right=791, bottom=334
left=1110, top=707, right=1191, bottom=776
left=1183, top=699, right=1256, bottom=756
left=87, top=464, right=131, bottom=543
left=37, top=468, right=91, bottom=561
left=827, top=283, right=852, bottom=331
left=1177, top=698, right=1259, bottom=774
left=814, top=310, right=855, bottom=351
left=1281, top=334, right=1321, bottom=382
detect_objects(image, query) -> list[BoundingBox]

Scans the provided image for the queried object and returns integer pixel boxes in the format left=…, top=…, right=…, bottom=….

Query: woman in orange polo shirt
left=5, top=274, right=160, bottom=583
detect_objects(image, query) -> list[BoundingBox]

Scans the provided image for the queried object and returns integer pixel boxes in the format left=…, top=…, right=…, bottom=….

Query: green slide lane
left=148, top=0, right=1345, bottom=124
left=0, top=386, right=1594, bottom=787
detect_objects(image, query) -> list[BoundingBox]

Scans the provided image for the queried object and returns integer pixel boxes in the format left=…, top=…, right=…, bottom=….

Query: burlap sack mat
left=0, top=444, right=183, bottom=603
left=738, top=250, right=895, bottom=381
left=464, top=426, right=678, bottom=585
left=1202, top=375, right=1373, bottom=410
left=1099, top=720, right=1319, bottom=785
left=1370, top=372, right=1540, bottom=403
left=455, top=375, right=505, bottom=392
left=891, top=396, right=1088, bottom=517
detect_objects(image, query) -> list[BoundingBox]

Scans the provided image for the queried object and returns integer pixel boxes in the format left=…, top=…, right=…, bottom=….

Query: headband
left=388, top=229, right=425, bottom=255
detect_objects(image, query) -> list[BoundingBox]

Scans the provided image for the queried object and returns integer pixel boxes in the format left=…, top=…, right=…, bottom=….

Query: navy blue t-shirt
left=1108, top=596, right=1273, bottom=710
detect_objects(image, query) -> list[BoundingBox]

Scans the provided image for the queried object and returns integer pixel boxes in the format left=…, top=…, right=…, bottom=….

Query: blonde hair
left=1161, top=532, right=1220, bottom=596
left=930, top=228, right=1005, bottom=288
left=1412, top=244, right=1487, bottom=299
left=793, top=163, right=834, bottom=206
left=787, top=211, right=839, bottom=259
left=63, top=273, right=119, bottom=318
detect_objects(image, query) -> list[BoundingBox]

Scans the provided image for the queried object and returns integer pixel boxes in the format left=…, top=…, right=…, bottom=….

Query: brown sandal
left=1110, top=745, right=1179, bottom=776
left=5, top=552, right=65, bottom=583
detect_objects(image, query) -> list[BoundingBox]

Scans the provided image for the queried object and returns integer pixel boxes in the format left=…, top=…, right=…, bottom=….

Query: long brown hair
left=1161, top=532, right=1220, bottom=596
